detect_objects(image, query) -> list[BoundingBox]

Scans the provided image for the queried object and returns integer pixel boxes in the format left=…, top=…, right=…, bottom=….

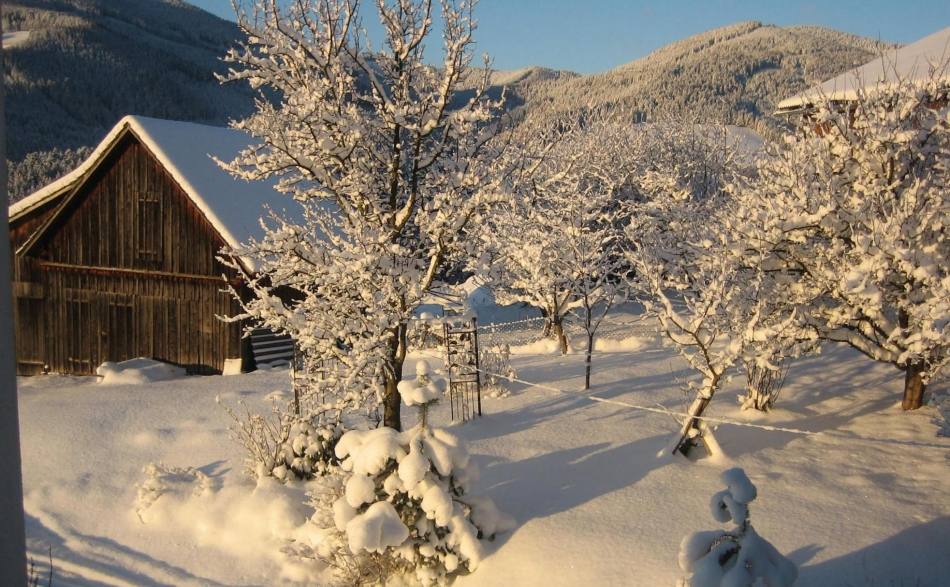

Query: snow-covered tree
left=623, top=124, right=785, bottom=452
left=300, top=360, right=514, bottom=586
left=476, top=111, right=636, bottom=388
left=219, top=0, right=509, bottom=430
left=677, top=468, right=797, bottom=587
left=727, top=66, right=950, bottom=410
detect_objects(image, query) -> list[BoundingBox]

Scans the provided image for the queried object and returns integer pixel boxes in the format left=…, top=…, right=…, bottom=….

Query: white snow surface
left=3, top=30, right=30, bottom=48
left=777, top=25, right=950, bottom=111
left=9, top=115, right=291, bottom=272
left=15, top=311, right=950, bottom=586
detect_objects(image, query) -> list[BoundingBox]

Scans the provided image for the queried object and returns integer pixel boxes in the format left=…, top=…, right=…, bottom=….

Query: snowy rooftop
left=9, top=115, right=293, bottom=272
left=777, top=25, right=950, bottom=112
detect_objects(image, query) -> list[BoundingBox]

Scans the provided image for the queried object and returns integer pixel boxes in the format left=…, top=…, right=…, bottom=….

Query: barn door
left=99, top=293, right=134, bottom=364
left=65, top=288, right=94, bottom=374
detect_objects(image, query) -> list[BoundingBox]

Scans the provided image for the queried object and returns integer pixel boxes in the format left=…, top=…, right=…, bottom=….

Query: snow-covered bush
left=479, top=344, right=516, bottom=398
left=739, top=356, right=791, bottom=412
left=397, top=360, right=447, bottom=427
left=302, top=362, right=514, bottom=586
left=217, top=394, right=343, bottom=481
left=136, top=462, right=218, bottom=519
left=678, top=468, right=797, bottom=587
left=408, top=315, right=443, bottom=351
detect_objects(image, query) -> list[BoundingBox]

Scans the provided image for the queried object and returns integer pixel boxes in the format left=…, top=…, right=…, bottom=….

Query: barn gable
left=8, top=116, right=289, bottom=376
left=22, top=130, right=237, bottom=278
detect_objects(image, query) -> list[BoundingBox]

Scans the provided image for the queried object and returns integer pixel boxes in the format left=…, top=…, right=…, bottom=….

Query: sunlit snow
left=15, top=307, right=950, bottom=586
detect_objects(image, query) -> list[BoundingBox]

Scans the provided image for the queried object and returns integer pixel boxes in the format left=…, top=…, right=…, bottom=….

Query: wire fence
left=477, top=315, right=658, bottom=349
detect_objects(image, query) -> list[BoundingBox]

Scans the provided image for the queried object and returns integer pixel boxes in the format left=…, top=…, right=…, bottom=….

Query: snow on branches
left=475, top=110, right=636, bottom=387
left=677, top=468, right=797, bottom=587
left=219, top=0, right=511, bottom=430
left=622, top=123, right=790, bottom=452
left=727, top=63, right=950, bottom=410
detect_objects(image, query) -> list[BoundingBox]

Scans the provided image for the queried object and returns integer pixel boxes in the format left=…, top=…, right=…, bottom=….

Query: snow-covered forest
left=8, top=0, right=950, bottom=586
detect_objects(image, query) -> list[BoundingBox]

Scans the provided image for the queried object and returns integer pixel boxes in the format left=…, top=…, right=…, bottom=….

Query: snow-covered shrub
left=739, top=356, right=791, bottom=412
left=397, top=360, right=447, bottom=427
left=302, top=362, right=514, bottom=586
left=479, top=344, right=516, bottom=398
left=408, top=314, right=444, bottom=351
left=217, top=394, right=343, bottom=481
left=678, top=468, right=797, bottom=587
left=136, top=462, right=218, bottom=519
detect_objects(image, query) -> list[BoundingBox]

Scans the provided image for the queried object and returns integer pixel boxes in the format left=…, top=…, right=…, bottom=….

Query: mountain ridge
left=3, top=2, right=900, bottom=201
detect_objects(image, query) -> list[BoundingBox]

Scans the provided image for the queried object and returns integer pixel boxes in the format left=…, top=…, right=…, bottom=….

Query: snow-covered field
left=17, top=315, right=950, bottom=586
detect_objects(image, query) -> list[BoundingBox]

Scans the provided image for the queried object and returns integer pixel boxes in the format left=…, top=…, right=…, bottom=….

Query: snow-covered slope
left=516, top=22, right=897, bottom=139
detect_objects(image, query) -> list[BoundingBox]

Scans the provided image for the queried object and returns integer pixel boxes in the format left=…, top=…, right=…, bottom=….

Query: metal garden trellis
left=443, top=316, right=482, bottom=422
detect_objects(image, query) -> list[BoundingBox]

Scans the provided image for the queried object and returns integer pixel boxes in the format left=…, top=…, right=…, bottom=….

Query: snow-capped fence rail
left=477, top=316, right=656, bottom=349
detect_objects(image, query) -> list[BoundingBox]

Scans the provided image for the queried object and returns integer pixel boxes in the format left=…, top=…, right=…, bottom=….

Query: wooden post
left=0, top=6, right=30, bottom=580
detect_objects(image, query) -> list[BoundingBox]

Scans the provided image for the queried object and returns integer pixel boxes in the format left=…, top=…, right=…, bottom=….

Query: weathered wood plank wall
left=10, top=133, right=247, bottom=375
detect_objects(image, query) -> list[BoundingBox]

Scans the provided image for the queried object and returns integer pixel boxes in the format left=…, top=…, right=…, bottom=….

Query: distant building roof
left=776, top=25, right=950, bottom=113
left=10, top=115, right=291, bottom=272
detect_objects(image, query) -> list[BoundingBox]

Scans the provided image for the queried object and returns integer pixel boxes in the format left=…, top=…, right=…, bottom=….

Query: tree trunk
left=552, top=316, right=568, bottom=355
left=898, top=309, right=926, bottom=411
left=384, top=373, right=402, bottom=430
left=584, top=299, right=593, bottom=390
left=902, top=360, right=927, bottom=411
left=383, top=323, right=408, bottom=430
left=585, top=332, right=593, bottom=390
left=674, top=374, right=721, bottom=457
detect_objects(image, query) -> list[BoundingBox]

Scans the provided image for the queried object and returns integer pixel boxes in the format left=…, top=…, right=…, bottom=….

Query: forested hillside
left=497, top=22, right=897, bottom=138
left=3, top=0, right=257, bottom=201
left=3, top=3, right=898, bottom=203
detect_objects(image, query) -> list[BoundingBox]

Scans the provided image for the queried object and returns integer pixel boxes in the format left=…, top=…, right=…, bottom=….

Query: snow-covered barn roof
left=9, top=115, right=291, bottom=272
left=776, top=25, right=950, bottom=114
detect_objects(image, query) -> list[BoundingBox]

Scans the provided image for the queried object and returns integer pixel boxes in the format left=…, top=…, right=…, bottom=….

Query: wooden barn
left=8, top=115, right=293, bottom=376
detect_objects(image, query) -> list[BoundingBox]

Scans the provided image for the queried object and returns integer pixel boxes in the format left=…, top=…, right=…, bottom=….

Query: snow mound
left=510, top=338, right=567, bottom=355
left=593, top=335, right=652, bottom=353
left=96, top=358, right=187, bottom=385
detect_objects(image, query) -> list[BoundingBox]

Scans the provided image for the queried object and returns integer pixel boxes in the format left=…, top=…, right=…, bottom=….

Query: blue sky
left=189, top=0, right=950, bottom=75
